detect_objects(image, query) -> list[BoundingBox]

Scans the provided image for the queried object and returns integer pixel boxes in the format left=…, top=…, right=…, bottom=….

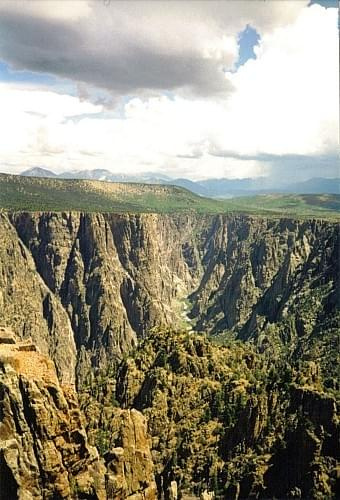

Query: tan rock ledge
left=0, top=329, right=58, bottom=386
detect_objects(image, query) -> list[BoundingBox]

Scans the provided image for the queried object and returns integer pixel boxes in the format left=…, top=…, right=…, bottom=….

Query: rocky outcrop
left=0, top=331, right=105, bottom=499
left=114, top=328, right=339, bottom=499
left=262, top=384, right=339, bottom=500
left=0, top=214, right=76, bottom=384
left=105, top=409, right=157, bottom=499
left=0, top=331, right=157, bottom=499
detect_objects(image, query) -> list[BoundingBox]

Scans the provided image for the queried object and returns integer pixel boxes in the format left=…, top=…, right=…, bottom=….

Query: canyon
left=0, top=210, right=338, bottom=499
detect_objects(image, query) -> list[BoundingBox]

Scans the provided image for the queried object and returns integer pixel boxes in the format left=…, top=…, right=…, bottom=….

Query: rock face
left=6, top=212, right=338, bottom=383
left=189, top=216, right=338, bottom=337
left=10, top=212, right=202, bottom=383
left=0, top=214, right=76, bottom=385
left=115, top=329, right=339, bottom=499
left=0, top=332, right=157, bottom=500
left=0, top=331, right=105, bottom=499
left=0, top=211, right=338, bottom=498
left=105, top=409, right=157, bottom=499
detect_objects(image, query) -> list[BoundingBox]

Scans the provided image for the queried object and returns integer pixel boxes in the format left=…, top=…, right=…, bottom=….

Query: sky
left=0, top=0, right=338, bottom=182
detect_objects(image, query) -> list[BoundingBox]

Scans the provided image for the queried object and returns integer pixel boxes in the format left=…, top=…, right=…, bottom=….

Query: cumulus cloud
left=0, top=0, right=308, bottom=98
left=211, top=4, right=338, bottom=157
left=0, top=2, right=337, bottom=181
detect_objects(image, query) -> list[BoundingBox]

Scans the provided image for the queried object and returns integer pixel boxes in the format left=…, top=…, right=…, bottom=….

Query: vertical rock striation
left=0, top=331, right=157, bottom=499
left=10, top=212, right=203, bottom=382
left=0, top=331, right=105, bottom=499
left=0, top=214, right=76, bottom=384
left=3, top=212, right=338, bottom=385
left=0, top=210, right=338, bottom=498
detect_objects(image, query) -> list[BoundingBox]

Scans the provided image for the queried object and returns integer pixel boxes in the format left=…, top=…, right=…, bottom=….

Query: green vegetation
left=0, top=173, right=339, bottom=218
left=225, top=192, right=340, bottom=218
left=80, top=328, right=339, bottom=498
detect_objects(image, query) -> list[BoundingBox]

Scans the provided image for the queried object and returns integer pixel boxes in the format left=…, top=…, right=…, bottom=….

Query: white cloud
left=218, top=4, right=338, bottom=157
left=0, top=0, right=91, bottom=21
left=0, top=3, right=337, bottom=180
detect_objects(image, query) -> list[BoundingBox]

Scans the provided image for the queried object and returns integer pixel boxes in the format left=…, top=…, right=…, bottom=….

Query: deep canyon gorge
left=0, top=211, right=338, bottom=499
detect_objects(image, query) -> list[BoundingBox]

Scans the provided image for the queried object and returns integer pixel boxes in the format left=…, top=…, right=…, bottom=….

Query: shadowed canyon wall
left=0, top=211, right=338, bottom=498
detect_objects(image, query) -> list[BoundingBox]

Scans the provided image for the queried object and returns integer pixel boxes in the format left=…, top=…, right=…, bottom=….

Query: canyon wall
left=0, top=211, right=338, bottom=498
left=0, top=330, right=156, bottom=499
left=5, top=211, right=338, bottom=380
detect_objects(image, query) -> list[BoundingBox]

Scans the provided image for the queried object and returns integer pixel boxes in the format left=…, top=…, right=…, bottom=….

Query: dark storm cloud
left=0, top=1, right=309, bottom=99
left=0, top=7, right=234, bottom=98
left=0, top=13, right=79, bottom=67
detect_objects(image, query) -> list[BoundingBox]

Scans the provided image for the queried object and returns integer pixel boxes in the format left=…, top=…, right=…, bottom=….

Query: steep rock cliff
left=0, top=330, right=157, bottom=499
left=8, top=212, right=338, bottom=384
left=190, top=216, right=338, bottom=335
left=0, top=330, right=105, bottom=499
left=10, top=212, right=203, bottom=382
left=0, top=214, right=76, bottom=384
left=0, top=210, right=338, bottom=499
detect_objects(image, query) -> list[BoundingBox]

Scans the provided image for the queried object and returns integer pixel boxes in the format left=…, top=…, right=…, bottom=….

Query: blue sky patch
left=0, top=61, right=56, bottom=85
left=235, top=25, right=261, bottom=70
left=308, top=0, right=338, bottom=8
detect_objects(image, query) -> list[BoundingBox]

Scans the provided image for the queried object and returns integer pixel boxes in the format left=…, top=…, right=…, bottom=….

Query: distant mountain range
left=20, top=167, right=171, bottom=184
left=20, top=167, right=339, bottom=196
left=22, top=167, right=58, bottom=178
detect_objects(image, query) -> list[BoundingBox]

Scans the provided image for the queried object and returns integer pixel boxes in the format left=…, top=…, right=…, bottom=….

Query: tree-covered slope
left=80, top=328, right=339, bottom=499
left=0, top=209, right=338, bottom=499
left=0, top=173, right=339, bottom=218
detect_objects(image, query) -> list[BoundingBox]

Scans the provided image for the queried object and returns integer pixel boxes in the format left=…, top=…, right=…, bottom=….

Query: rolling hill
left=0, top=173, right=339, bottom=219
left=20, top=167, right=340, bottom=197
